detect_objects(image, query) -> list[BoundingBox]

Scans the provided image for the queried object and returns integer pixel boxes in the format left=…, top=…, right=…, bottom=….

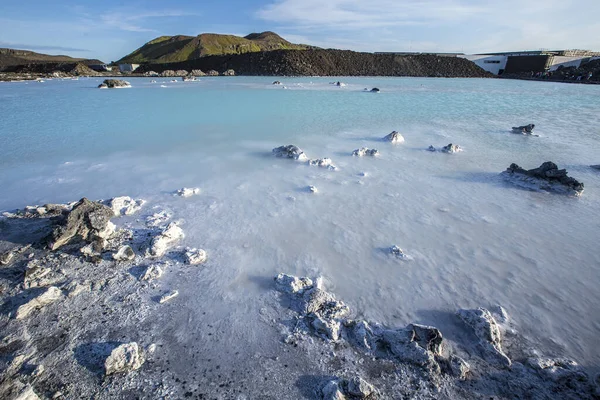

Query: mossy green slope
left=117, top=31, right=310, bottom=64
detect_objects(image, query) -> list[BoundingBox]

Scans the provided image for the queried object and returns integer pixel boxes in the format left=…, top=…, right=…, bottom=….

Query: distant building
left=461, top=49, right=600, bottom=75
left=459, top=55, right=507, bottom=75
left=119, top=64, right=140, bottom=73
left=374, top=52, right=464, bottom=57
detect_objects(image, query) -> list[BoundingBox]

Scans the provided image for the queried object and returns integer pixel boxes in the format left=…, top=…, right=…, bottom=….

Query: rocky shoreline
left=1, top=192, right=598, bottom=399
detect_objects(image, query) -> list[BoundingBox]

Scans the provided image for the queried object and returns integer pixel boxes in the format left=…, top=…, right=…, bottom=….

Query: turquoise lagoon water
left=1, top=76, right=600, bottom=365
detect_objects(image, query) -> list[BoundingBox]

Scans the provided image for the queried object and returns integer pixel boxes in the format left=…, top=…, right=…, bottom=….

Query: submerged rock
left=150, top=223, right=184, bottom=257
left=591, top=164, right=600, bottom=170
left=427, top=144, right=462, bottom=153
left=106, top=196, right=145, bottom=216
left=308, top=158, right=337, bottom=170
left=175, top=187, right=201, bottom=197
left=502, top=161, right=584, bottom=196
left=512, top=124, right=535, bottom=134
left=184, top=248, right=207, bottom=265
left=457, top=307, right=511, bottom=367
left=98, top=79, right=130, bottom=89
left=370, top=88, right=380, bottom=93
left=390, top=245, right=412, bottom=260
left=47, top=198, right=115, bottom=251
left=15, top=286, right=63, bottom=319
left=441, top=143, right=462, bottom=153
left=272, top=80, right=282, bottom=85
left=383, top=131, right=404, bottom=143
left=272, top=145, right=308, bottom=161
left=104, top=342, right=145, bottom=375
left=352, top=147, right=379, bottom=157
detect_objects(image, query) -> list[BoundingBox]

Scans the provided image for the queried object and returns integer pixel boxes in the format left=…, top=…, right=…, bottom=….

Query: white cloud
left=257, top=0, right=600, bottom=53
left=96, top=10, right=200, bottom=33
left=257, top=0, right=488, bottom=29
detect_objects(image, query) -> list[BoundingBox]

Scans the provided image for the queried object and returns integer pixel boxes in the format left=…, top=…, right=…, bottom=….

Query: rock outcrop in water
left=175, top=187, right=201, bottom=197
left=512, top=124, right=535, bottom=134
left=502, top=161, right=584, bottom=196
left=428, top=143, right=463, bottom=153
left=383, top=131, right=404, bottom=143
left=352, top=148, right=379, bottom=157
left=272, top=145, right=308, bottom=161
left=98, top=79, right=130, bottom=89
left=308, top=158, right=337, bottom=170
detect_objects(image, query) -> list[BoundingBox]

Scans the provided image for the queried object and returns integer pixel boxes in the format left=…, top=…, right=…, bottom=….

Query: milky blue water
left=1, top=76, right=600, bottom=366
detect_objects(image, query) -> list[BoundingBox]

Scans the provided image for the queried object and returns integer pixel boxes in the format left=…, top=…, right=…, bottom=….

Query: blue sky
left=1, top=0, right=598, bottom=62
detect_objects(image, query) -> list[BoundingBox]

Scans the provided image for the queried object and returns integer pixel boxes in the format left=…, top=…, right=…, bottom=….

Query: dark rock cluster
left=98, top=79, right=130, bottom=88
left=504, top=162, right=584, bottom=195
left=135, top=49, right=493, bottom=78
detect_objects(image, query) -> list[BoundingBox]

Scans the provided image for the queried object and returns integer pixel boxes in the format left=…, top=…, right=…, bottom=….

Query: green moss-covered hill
left=117, top=31, right=312, bottom=64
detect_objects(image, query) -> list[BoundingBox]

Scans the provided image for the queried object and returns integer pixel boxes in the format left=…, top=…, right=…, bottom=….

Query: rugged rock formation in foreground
left=135, top=49, right=493, bottom=77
